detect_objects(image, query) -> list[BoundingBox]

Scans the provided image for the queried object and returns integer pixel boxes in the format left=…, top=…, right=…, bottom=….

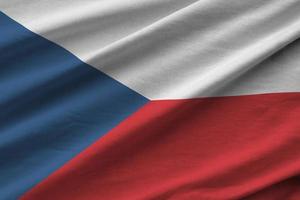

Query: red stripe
left=22, top=93, right=300, bottom=200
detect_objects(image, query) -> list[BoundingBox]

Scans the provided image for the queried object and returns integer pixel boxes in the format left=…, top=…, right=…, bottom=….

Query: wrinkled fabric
left=0, top=1, right=300, bottom=200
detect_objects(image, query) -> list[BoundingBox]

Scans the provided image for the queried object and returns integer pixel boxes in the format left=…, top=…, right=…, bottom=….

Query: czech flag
left=0, top=0, right=300, bottom=199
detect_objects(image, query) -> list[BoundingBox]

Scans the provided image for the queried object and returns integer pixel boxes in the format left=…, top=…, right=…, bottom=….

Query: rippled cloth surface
left=0, top=0, right=300, bottom=199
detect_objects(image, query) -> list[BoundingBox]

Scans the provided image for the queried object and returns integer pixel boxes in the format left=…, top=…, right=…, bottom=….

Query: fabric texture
left=0, top=0, right=300, bottom=199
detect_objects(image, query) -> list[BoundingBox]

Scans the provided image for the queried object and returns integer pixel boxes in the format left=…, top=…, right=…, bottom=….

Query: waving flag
left=0, top=0, right=300, bottom=199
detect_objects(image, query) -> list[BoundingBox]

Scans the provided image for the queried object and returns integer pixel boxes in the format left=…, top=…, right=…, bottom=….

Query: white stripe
left=1, top=0, right=300, bottom=99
